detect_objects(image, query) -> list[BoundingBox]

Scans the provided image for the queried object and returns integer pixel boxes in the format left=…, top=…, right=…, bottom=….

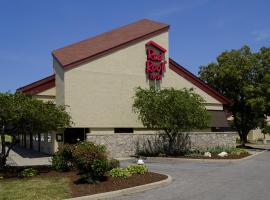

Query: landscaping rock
left=137, top=159, right=145, bottom=165
left=218, top=152, right=228, bottom=157
left=204, top=152, right=212, bottom=157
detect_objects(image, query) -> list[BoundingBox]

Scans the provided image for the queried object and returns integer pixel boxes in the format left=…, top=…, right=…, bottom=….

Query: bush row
left=136, top=140, right=248, bottom=157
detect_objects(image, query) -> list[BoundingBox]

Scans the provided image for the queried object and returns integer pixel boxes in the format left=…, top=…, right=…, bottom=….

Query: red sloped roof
left=16, top=74, right=55, bottom=95
left=169, top=58, right=231, bottom=105
left=52, top=19, right=169, bottom=70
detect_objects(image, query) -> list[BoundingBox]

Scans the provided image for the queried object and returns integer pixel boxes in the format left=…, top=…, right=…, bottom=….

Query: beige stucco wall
left=204, top=103, right=223, bottom=111
left=54, top=59, right=65, bottom=106
left=59, top=31, right=224, bottom=128
left=38, top=87, right=55, bottom=96
left=35, top=87, right=56, bottom=103
left=90, top=128, right=114, bottom=135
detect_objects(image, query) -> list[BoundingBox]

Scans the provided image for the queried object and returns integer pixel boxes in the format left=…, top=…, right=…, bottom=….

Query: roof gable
left=169, top=58, right=231, bottom=105
left=17, top=59, right=230, bottom=105
left=16, top=74, right=55, bottom=95
left=52, top=19, right=169, bottom=70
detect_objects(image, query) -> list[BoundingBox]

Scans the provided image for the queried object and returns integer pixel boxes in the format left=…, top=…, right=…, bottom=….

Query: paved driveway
left=116, top=150, right=270, bottom=200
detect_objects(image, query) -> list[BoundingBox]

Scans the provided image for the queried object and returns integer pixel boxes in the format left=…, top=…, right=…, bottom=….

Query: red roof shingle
left=52, top=19, right=169, bottom=70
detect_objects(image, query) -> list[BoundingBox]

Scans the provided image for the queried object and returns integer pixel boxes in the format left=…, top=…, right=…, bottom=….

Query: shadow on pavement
left=236, top=144, right=270, bottom=151
left=11, top=146, right=50, bottom=158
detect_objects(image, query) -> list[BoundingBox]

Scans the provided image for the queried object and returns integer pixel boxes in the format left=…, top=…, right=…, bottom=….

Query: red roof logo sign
left=146, top=41, right=167, bottom=80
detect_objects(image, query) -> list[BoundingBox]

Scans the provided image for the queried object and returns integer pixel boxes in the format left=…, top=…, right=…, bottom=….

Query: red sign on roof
left=145, top=41, right=167, bottom=80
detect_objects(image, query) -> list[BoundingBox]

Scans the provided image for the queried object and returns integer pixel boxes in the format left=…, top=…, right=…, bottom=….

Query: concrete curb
left=145, top=150, right=267, bottom=163
left=66, top=174, right=172, bottom=200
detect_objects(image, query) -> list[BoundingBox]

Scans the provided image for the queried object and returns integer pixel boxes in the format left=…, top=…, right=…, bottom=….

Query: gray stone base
left=87, top=132, right=237, bottom=158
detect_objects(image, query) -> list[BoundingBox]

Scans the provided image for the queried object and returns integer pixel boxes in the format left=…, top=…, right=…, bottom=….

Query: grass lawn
left=0, top=177, right=71, bottom=200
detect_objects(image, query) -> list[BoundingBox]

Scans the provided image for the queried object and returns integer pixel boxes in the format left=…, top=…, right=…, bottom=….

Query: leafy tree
left=0, top=93, right=23, bottom=169
left=133, top=87, right=210, bottom=155
left=0, top=92, right=72, bottom=168
left=199, top=45, right=270, bottom=146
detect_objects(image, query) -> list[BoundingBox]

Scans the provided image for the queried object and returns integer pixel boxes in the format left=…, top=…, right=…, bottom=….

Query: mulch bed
left=65, top=171, right=167, bottom=197
left=1, top=167, right=167, bottom=198
left=169, top=152, right=251, bottom=159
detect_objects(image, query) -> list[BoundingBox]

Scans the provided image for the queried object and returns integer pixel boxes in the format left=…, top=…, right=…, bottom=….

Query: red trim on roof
left=17, top=74, right=55, bottom=95
left=146, top=41, right=167, bottom=52
left=169, top=58, right=231, bottom=105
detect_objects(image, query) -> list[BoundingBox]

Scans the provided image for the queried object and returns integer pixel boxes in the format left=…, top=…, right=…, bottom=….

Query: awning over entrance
left=208, top=110, right=229, bottom=127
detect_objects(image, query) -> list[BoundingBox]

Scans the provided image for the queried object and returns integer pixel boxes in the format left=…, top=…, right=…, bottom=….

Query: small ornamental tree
left=133, top=87, right=210, bottom=155
left=0, top=92, right=72, bottom=169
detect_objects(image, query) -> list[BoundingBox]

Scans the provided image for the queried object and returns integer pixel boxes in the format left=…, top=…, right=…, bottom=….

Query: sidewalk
left=6, top=146, right=51, bottom=166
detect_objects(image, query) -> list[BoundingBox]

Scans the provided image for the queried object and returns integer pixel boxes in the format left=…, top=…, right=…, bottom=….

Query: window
left=114, top=128, right=134, bottom=133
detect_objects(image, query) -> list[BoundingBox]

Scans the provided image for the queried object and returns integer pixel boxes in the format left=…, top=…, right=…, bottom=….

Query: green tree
left=199, top=45, right=270, bottom=146
left=133, top=87, right=210, bottom=155
left=261, top=121, right=270, bottom=143
left=0, top=92, right=72, bottom=168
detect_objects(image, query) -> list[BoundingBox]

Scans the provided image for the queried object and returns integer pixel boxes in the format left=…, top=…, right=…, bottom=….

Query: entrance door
left=64, top=128, right=86, bottom=144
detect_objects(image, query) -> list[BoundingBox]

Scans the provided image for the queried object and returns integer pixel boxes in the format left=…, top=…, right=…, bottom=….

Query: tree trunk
left=30, top=132, right=33, bottom=150
left=1, top=133, right=5, bottom=155
left=168, top=139, right=174, bottom=155
left=0, top=155, right=6, bottom=170
left=0, top=126, right=7, bottom=169
left=239, top=132, right=248, bottom=147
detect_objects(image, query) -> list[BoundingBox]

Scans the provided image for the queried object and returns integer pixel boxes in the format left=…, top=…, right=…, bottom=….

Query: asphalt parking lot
left=116, top=150, right=270, bottom=200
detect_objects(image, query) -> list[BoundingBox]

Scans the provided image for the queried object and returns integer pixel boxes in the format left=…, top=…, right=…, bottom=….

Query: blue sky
left=0, top=0, right=269, bottom=92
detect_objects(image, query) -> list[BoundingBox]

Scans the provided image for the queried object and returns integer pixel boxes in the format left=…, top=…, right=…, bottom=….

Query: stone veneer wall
left=87, top=132, right=238, bottom=158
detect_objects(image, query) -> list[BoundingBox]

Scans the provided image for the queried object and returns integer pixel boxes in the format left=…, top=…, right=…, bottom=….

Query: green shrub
left=73, top=141, right=109, bottom=183
left=107, top=158, right=120, bottom=171
left=91, top=159, right=109, bottom=179
left=51, top=144, right=74, bottom=172
left=51, top=155, right=70, bottom=172
left=18, top=168, right=38, bottom=178
left=109, top=168, right=131, bottom=179
left=230, top=148, right=248, bottom=155
left=183, top=148, right=204, bottom=157
left=136, top=134, right=192, bottom=156
left=135, top=136, right=165, bottom=157
left=126, top=164, right=148, bottom=174
left=207, top=146, right=248, bottom=155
